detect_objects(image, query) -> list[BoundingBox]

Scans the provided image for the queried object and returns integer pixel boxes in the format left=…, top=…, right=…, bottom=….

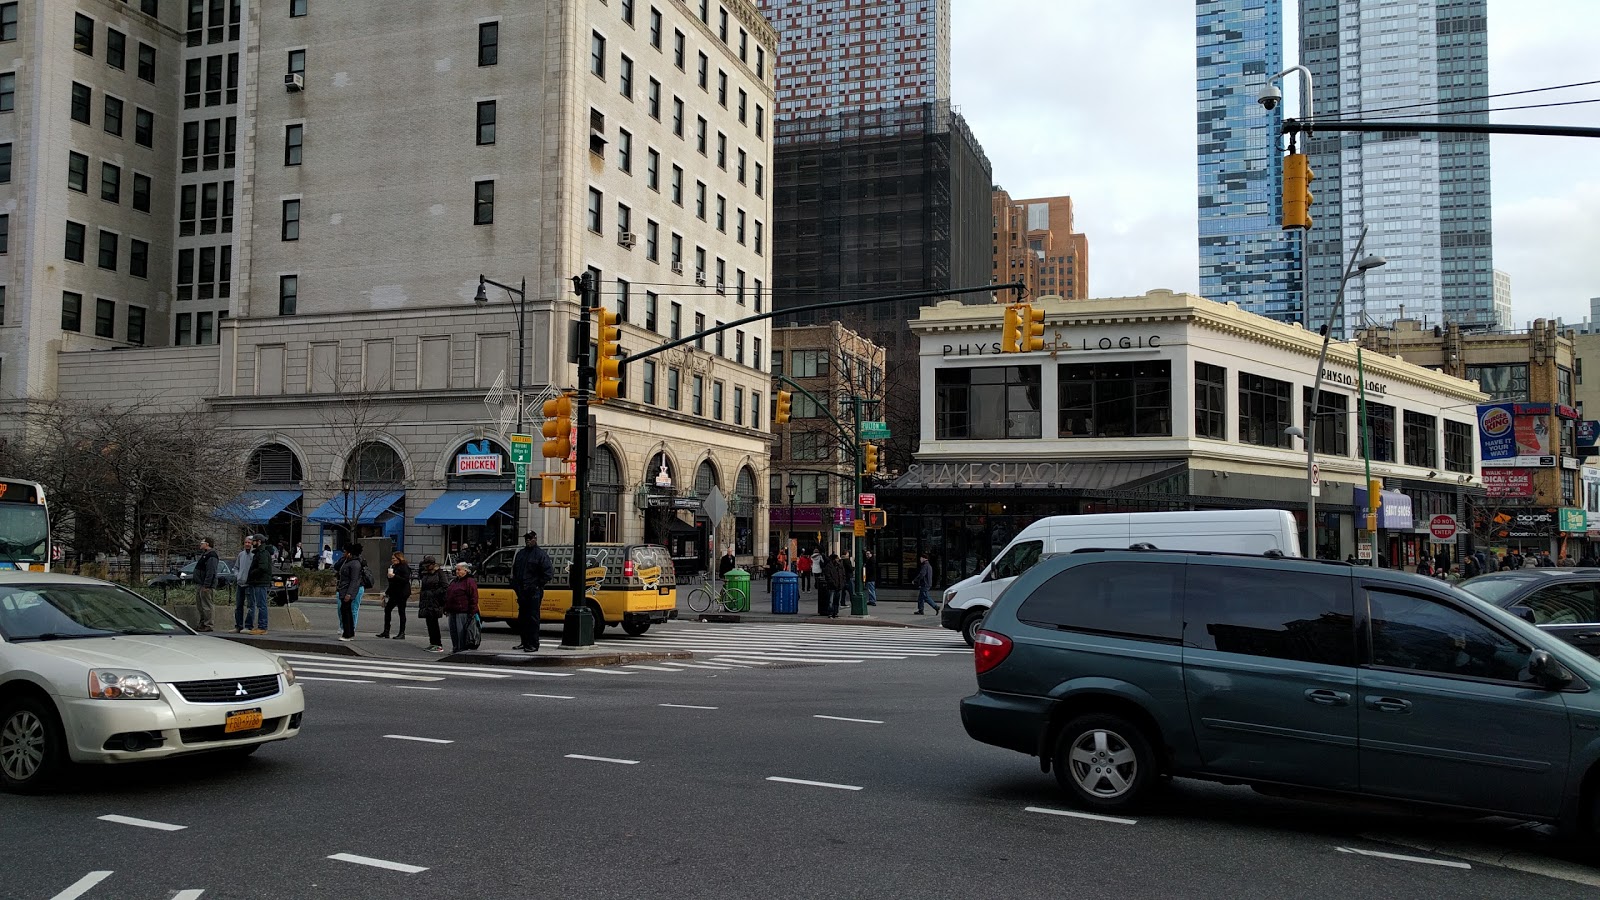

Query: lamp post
left=786, top=479, right=797, bottom=570
left=474, top=275, right=529, bottom=433
left=1298, top=227, right=1385, bottom=560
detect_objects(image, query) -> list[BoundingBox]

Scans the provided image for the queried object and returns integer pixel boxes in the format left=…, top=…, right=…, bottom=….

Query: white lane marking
left=813, top=715, right=883, bottom=725
left=327, top=853, right=429, bottom=874
left=1335, top=846, right=1471, bottom=869
left=289, top=667, right=445, bottom=682
left=1360, top=833, right=1600, bottom=887
left=578, top=668, right=634, bottom=675
left=766, top=776, right=863, bottom=791
left=622, top=665, right=683, bottom=672
left=298, top=676, right=375, bottom=684
left=97, top=814, right=186, bottom=831
left=383, top=734, right=454, bottom=745
left=393, top=685, right=442, bottom=691
left=173, top=891, right=206, bottom=900
left=276, top=654, right=552, bottom=678
left=1026, top=806, right=1138, bottom=825
left=565, top=754, right=640, bottom=765
left=658, top=662, right=735, bottom=670
left=711, top=655, right=862, bottom=664
left=659, top=703, right=719, bottom=710
left=523, top=693, right=576, bottom=700
left=705, top=658, right=770, bottom=665
left=48, top=871, right=113, bottom=900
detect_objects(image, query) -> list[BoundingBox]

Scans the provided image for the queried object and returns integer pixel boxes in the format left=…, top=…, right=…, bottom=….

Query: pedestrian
left=319, top=544, right=334, bottom=570
left=863, top=549, right=878, bottom=607
left=193, top=537, right=220, bottom=632
left=764, top=551, right=778, bottom=593
left=416, top=556, right=448, bottom=652
left=511, top=530, right=553, bottom=653
left=797, top=549, right=813, bottom=591
left=823, top=552, right=846, bottom=618
left=1538, top=549, right=1555, bottom=568
left=1462, top=553, right=1481, bottom=579
left=816, top=552, right=837, bottom=617
left=1417, top=556, right=1433, bottom=577
left=717, top=546, right=737, bottom=582
left=233, top=537, right=254, bottom=634
left=1434, top=549, right=1451, bottom=578
left=244, top=533, right=273, bottom=634
left=335, top=542, right=365, bottom=642
left=914, top=552, right=937, bottom=615
left=839, top=553, right=856, bottom=613
left=377, top=550, right=413, bottom=639
left=293, top=542, right=305, bottom=568
left=810, top=549, right=824, bottom=584
left=445, top=561, right=480, bottom=654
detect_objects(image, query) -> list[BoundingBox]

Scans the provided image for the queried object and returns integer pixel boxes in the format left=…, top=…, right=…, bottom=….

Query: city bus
left=0, top=478, right=51, bottom=571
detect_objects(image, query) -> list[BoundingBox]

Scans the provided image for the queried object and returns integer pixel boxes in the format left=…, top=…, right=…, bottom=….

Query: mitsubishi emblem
left=235, top=682, right=248, bottom=697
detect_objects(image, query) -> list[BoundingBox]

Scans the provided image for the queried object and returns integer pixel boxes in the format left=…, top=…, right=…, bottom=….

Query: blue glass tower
left=1196, top=0, right=1303, bottom=323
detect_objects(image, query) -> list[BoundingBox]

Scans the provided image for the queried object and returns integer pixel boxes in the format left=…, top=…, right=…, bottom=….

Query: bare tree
left=302, top=354, right=406, bottom=548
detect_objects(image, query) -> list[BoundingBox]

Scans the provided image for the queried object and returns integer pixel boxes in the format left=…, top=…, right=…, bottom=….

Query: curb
left=440, top=648, right=694, bottom=668
left=691, top=613, right=921, bottom=628
left=216, top=633, right=373, bottom=657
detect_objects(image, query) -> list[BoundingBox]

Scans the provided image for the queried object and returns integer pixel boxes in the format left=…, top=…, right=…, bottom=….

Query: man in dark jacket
left=863, top=549, right=878, bottom=607
left=193, top=537, right=220, bottom=632
left=511, top=530, right=553, bottom=652
left=914, top=553, right=936, bottom=615
left=243, top=534, right=274, bottom=634
left=336, top=543, right=366, bottom=641
left=717, top=547, right=737, bottom=579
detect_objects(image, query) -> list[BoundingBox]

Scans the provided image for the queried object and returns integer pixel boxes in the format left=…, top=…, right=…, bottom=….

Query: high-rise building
left=756, top=0, right=949, bottom=121
left=1301, top=0, right=1494, bottom=336
left=1195, top=0, right=1302, bottom=322
left=1492, top=268, right=1512, bottom=328
left=992, top=189, right=1088, bottom=300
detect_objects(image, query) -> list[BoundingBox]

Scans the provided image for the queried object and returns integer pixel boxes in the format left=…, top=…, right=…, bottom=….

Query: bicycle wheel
left=723, top=585, right=747, bottom=613
left=686, top=586, right=714, bottom=613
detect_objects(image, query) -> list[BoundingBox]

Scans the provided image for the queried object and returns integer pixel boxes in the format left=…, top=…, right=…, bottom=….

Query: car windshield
left=0, top=582, right=187, bottom=641
left=1457, top=576, right=1538, bottom=605
left=0, top=504, right=50, bottom=565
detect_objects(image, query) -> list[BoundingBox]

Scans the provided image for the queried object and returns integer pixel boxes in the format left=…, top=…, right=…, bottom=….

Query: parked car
left=1459, top=569, right=1600, bottom=657
left=148, top=559, right=300, bottom=605
left=0, top=572, right=305, bottom=793
left=961, top=548, right=1600, bottom=843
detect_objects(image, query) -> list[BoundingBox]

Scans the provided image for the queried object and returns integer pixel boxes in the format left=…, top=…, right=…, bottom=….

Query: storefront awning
left=884, top=459, right=1186, bottom=492
left=307, top=490, right=405, bottom=525
left=413, top=490, right=515, bottom=525
left=215, top=489, right=301, bottom=525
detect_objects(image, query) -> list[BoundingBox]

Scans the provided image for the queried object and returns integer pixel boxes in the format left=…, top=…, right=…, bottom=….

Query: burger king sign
left=1478, top=403, right=1516, bottom=461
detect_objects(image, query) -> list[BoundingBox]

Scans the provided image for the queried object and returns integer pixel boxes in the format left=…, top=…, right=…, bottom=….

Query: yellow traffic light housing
left=1022, top=304, right=1045, bottom=352
left=595, top=309, right=622, bottom=402
left=863, top=442, right=879, bottom=474
left=1002, top=304, right=1023, bottom=353
left=1283, top=152, right=1314, bottom=230
left=541, top=394, right=573, bottom=459
left=775, top=390, right=792, bottom=425
left=540, top=472, right=574, bottom=507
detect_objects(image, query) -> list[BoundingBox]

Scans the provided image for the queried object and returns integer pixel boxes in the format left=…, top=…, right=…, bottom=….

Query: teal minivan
left=961, top=549, right=1600, bottom=837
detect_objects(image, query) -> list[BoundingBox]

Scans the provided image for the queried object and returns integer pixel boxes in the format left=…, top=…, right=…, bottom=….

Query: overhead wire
left=1305, top=78, right=1600, bottom=120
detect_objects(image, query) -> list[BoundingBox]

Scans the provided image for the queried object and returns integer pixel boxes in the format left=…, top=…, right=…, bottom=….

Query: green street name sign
left=860, top=421, right=890, bottom=440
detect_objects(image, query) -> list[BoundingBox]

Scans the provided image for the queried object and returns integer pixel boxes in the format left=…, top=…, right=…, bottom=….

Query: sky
left=950, top=0, right=1600, bottom=327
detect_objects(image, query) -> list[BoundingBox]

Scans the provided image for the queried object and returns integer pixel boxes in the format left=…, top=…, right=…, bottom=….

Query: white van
left=938, top=509, right=1302, bottom=645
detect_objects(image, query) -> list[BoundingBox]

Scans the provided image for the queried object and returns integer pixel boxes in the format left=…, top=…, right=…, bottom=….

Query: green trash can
left=724, top=568, right=751, bottom=612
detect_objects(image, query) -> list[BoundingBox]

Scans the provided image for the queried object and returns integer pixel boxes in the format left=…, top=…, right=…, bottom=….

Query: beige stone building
left=10, top=0, right=779, bottom=571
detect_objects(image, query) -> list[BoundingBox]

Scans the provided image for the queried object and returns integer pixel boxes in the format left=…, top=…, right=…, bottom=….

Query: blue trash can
left=771, top=570, right=798, bottom=614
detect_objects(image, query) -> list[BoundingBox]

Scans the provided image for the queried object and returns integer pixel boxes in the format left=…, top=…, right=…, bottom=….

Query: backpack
left=360, top=561, right=374, bottom=590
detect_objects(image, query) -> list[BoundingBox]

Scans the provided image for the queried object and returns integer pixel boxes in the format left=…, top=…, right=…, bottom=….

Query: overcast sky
left=951, top=0, right=1600, bottom=327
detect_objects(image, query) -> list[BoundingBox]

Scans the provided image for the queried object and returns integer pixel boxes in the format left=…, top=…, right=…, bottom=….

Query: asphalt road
left=5, top=642, right=1600, bottom=899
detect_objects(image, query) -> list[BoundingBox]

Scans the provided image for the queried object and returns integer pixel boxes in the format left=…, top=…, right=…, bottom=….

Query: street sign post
left=860, top=421, right=890, bottom=440
left=1309, top=462, right=1320, bottom=498
left=1428, top=514, right=1458, bottom=544
left=510, top=433, right=533, bottom=493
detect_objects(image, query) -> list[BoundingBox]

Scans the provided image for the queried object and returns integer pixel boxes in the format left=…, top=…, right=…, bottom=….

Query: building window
left=177, top=248, right=193, bottom=300
left=712, top=380, right=724, bottom=420
left=694, top=312, right=705, bottom=349
left=94, top=298, right=114, bottom=338
left=0, top=3, right=15, bottom=42
left=735, top=209, right=745, bottom=243
left=478, top=21, right=498, bottom=66
left=617, top=128, right=631, bottom=171
left=1464, top=364, right=1528, bottom=403
left=137, top=43, right=156, bottom=82
left=715, top=195, right=726, bottom=231
left=1366, top=402, right=1396, bottom=463
left=734, top=329, right=744, bottom=364
left=646, top=148, right=660, bottom=190
left=692, top=374, right=704, bottom=415
left=670, top=233, right=682, bottom=266
left=62, top=292, right=83, bottom=332
left=697, top=51, right=707, bottom=89
left=74, top=13, right=94, bottom=56
left=70, top=83, right=92, bottom=123
left=716, top=133, right=726, bottom=169
left=754, top=221, right=763, bottom=255
left=671, top=165, right=683, bottom=203
left=475, top=100, right=497, bottom=145
left=1059, top=361, right=1171, bottom=438
left=107, top=29, right=126, bottom=69
left=97, top=230, right=117, bottom=270
left=645, top=221, right=659, bottom=261
left=197, top=311, right=214, bottom=345
left=135, top=108, right=153, bottom=147
left=647, top=78, right=660, bottom=119
left=642, top=360, right=656, bottom=405
left=0, top=72, right=13, bottom=113
left=282, top=198, right=300, bottom=240
left=1237, top=373, right=1292, bottom=448
left=0, top=213, right=7, bottom=253
left=791, top=349, right=828, bottom=377
left=672, top=97, right=683, bottom=136
left=67, top=152, right=89, bottom=192
left=1560, top=366, right=1575, bottom=407
left=1302, top=389, right=1349, bottom=456
left=673, top=29, right=685, bottom=69
left=695, top=181, right=706, bottom=219
left=292, top=0, right=308, bottom=16
left=0, top=143, right=10, bottom=183
left=733, top=386, right=744, bottom=425
left=649, top=7, right=661, bottom=47
left=755, top=104, right=763, bottom=139
left=285, top=123, right=302, bottom=165
left=714, top=321, right=724, bottom=356
left=619, top=54, right=632, bottom=98
left=645, top=291, right=659, bottom=330
left=175, top=313, right=191, bottom=345
left=670, top=302, right=681, bottom=340
left=1403, top=411, right=1437, bottom=469
left=757, top=46, right=765, bottom=79
left=132, top=172, right=151, bottom=211
left=127, top=306, right=145, bottom=346
left=590, top=31, right=605, bottom=78
left=586, top=187, right=603, bottom=233
left=64, top=221, right=86, bottom=262
left=753, top=337, right=762, bottom=373
left=103, top=95, right=123, bottom=135
left=288, top=48, right=305, bottom=76
left=621, top=0, right=634, bottom=25
left=755, top=161, right=763, bottom=196
left=474, top=180, right=494, bottom=224
left=667, top=367, right=680, bottom=409
left=936, top=366, right=1043, bottom=440
left=717, top=70, right=727, bottom=107
left=1445, top=420, right=1474, bottom=474
left=130, top=239, right=148, bottom=278
left=751, top=392, right=761, bottom=429
left=279, top=275, right=298, bottom=315
left=615, top=277, right=630, bottom=320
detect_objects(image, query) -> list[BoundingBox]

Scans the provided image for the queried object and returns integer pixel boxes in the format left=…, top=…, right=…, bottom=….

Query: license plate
left=659, top=587, right=671, bottom=595
left=225, top=709, right=263, bottom=734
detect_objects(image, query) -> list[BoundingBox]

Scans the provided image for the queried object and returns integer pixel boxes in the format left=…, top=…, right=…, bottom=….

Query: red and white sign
left=858, top=492, right=877, bottom=507
left=1428, top=514, right=1458, bottom=543
left=455, top=454, right=503, bottom=475
left=1483, top=468, right=1535, bottom=498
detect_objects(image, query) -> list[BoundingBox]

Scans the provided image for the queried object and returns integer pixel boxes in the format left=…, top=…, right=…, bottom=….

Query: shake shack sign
left=898, top=462, right=1080, bottom=488
left=942, top=333, right=1161, bottom=357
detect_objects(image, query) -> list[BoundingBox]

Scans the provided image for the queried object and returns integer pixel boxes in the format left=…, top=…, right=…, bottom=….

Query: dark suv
left=1459, top=569, right=1600, bottom=656
left=961, top=549, right=1600, bottom=840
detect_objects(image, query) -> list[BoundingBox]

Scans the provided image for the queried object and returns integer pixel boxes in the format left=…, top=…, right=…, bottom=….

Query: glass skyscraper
left=1196, top=0, right=1303, bottom=323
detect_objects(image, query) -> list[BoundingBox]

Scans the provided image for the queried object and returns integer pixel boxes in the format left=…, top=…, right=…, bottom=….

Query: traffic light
left=541, top=394, right=572, bottom=459
left=1002, top=304, right=1023, bottom=353
left=1365, top=477, right=1382, bottom=532
left=1021, top=303, right=1045, bottom=352
left=1282, top=152, right=1314, bottom=230
left=594, top=309, right=621, bottom=402
left=863, top=442, right=879, bottom=474
left=864, top=508, right=887, bottom=530
left=775, top=390, right=792, bottom=425
left=540, top=473, right=574, bottom=507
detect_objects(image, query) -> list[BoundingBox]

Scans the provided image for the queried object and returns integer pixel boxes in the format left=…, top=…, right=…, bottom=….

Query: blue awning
left=413, top=490, right=516, bottom=525
left=307, top=490, right=405, bottom=525
left=216, top=489, right=302, bottom=525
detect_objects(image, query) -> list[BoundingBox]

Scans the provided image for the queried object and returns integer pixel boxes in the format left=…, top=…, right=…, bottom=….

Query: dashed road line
left=383, top=734, right=454, bottom=745
left=1335, top=846, right=1470, bottom=869
left=393, top=685, right=442, bottom=691
left=766, top=776, right=863, bottom=791
left=327, top=853, right=429, bottom=874
left=48, top=871, right=112, bottom=900
left=659, top=662, right=735, bottom=670
left=578, top=667, right=634, bottom=675
left=289, top=667, right=445, bottom=682
left=565, top=754, right=640, bottom=765
left=298, top=676, right=375, bottom=684
left=1360, top=833, right=1600, bottom=887
left=1026, top=806, right=1138, bottom=826
left=523, top=693, right=576, bottom=700
left=97, top=814, right=186, bottom=831
left=623, top=665, right=683, bottom=672
left=659, top=703, right=719, bottom=710
left=813, top=715, right=883, bottom=724
left=173, top=891, right=206, bottom=899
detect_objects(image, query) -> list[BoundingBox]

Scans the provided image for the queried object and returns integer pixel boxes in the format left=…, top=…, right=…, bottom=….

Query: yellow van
left=474, top=543, right=678, bottom=636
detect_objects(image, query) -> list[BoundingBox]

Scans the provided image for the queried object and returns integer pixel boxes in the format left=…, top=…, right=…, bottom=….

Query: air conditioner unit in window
left=618, top=231, right=637, bottom=249
left=694, top=270, right=707, bottom=286
left=284, top=72, right=304, bottom=92
left=715, top=280, right=726, bottom=294
left=671, top=261, right=684, bottom=275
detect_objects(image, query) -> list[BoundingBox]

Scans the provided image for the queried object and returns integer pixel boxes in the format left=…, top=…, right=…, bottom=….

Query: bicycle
left=686, top=576, right=746, bottom=613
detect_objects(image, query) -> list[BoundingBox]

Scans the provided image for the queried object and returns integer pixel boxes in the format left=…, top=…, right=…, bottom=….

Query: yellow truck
left=474, top=543, right=677, bottom=636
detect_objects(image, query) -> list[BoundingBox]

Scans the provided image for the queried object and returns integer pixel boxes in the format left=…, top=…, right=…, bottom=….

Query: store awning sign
left=1352, top=488, right=1413, bottom=530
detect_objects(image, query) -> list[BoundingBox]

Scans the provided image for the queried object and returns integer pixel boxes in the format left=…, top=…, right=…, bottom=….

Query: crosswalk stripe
left=277, top=655, right=516, bottom=678
left=622, top=665, right=683, bottom=672
left=579, top=667, right=634, bottom=675
left=291, top=667, right=445, bottom=682
left=659, top=662, right=734, bottom=670
left=710, top=655, right=862, bottom=664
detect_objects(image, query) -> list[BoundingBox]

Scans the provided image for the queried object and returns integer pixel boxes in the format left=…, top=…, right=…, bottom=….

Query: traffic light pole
left=851, top=394, right=866, bottom=616
left=563, top=273, right=598, bottom=647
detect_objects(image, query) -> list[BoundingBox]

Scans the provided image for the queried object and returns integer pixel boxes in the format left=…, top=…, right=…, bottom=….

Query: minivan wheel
left=0, top=697, right=66, bottom=794
left=960, top=611, right=985, bottom=647
left=1053, top=714, right=1156, bottom=812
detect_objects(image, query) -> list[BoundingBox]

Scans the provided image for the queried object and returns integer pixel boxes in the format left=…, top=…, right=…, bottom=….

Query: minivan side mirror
left=1509, top=605, right=1536, bottom=623
left=1529, top=648, right=1575, bottom=690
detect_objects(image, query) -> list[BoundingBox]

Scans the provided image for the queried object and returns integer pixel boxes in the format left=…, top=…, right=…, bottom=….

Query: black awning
left=881, top=459, right=1186, bottom=494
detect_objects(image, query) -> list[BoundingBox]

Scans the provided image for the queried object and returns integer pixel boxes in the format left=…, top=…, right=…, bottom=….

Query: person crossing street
left=914, top=552, right=937, bottom=615
left=511, top=530, right=553, bottom=652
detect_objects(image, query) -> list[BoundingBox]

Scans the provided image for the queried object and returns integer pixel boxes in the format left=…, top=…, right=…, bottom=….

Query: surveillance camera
left=1258, top=84, right=1282, bottom=112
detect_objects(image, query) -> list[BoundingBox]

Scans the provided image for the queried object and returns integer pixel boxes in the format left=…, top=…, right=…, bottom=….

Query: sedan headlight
left=88, top=669, right=161, bottom=700
left=279, top=660, right=297, bottom=686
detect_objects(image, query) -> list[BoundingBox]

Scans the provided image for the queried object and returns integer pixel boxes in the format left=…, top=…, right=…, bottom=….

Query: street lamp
left=786, top=479, right=797, bottom=570
left=474, top=275, right=529, bottom=434
left=1302, top=229, right=1386, bottom=560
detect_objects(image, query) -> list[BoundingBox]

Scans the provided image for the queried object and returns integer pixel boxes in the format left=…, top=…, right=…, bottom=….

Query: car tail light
left=624, top=560, right=635, bottom=578
left=973, top=630, right=1013, bottom=675
left=288, top=577, right=299, bottom=587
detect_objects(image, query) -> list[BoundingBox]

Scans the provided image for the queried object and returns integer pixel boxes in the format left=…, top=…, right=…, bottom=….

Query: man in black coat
left=511, top=530, right=553, bottom=652
left=193, top=537, right=220, bottom=632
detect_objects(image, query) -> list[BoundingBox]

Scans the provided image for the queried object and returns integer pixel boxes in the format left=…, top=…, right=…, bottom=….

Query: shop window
left=1302, top=388, right=1349, bottom=456
left=1059, top=361, right=1170, bottom=438
left=1237, top=372, right=1292, bottom=448
left=935, top=365, right=1042, bottom=440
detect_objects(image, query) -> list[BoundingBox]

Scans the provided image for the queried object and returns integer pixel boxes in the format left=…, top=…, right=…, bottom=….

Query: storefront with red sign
left=412, top=439, right=519, bottom=556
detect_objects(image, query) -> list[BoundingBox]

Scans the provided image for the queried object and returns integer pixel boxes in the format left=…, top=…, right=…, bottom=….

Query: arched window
left=590, top=445, right=622, bottom=542
left=695, top=459, right=719, bottom=498
left=248, top=442, right=304, bottom=484
left=345, top=441, right=404, bottom=484
left=734, top=466, right=757, bottom=555
left=646, top=452, right=675, bottom=489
